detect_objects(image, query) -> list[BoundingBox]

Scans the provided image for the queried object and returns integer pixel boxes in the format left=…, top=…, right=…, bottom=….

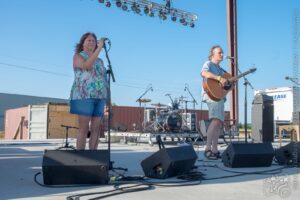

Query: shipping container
left=5, top=103, right=78, bottom=140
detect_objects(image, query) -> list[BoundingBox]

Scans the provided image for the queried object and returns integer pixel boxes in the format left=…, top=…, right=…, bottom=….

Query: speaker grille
left=42, top=150, right=109, bottom=185
left=251, top=94, right=274, bottom=143
left=275, top=142, right=300, bottom=167
left=222, top=143, right=274, bottom=168
left=141, top=145, right=197, bottom=179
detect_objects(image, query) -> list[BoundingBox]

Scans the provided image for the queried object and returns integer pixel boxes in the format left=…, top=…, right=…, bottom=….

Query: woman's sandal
left=204, top=150, right=218, bottom=160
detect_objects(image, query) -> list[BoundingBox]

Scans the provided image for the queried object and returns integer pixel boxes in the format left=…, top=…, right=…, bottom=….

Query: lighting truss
left=98, top=0, right=198, bottom=28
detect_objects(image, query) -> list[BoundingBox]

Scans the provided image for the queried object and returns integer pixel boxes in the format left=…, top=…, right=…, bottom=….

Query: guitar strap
left=218, top=66, right=228, bottom=74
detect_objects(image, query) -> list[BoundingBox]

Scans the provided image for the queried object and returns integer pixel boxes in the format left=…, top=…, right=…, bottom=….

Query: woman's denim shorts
left=70, top=98, right=105, bottom=117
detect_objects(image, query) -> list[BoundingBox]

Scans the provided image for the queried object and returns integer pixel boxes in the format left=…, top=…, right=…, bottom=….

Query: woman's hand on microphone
left=97, top=38, right=105, bottom=49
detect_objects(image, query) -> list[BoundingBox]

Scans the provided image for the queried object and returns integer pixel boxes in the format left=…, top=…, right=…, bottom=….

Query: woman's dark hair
left=75, top=32, right=98, bottom=54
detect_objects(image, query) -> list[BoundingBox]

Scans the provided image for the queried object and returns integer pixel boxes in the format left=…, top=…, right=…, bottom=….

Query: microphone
left=102, top=37, right=109, bottom=41
left=184, top=83, right=188, bottom=91
left=285, top=76, right=298, bottom=81
left=101, top=37, right=111, bottom=46
left=226, top=56, right=235, bottom=59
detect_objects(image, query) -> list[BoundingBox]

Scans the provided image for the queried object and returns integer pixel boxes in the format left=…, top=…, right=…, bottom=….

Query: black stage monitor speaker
left=222, top=143, right=274, bottom=168
left=42, top=150, right=109, bottom=185
left=275, top=142, right=300, bottom=167
left=141, top=145, right=197, bottom=179
left=251, top=94, right=274, bottom=143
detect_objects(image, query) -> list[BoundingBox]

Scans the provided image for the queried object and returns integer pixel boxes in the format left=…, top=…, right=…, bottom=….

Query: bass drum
left=165, top=112, right=182, bottom=132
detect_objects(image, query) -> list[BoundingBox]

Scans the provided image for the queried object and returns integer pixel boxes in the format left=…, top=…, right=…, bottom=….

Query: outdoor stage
left=107, top=131, right=201, bottom=145
left=0, top=138, right=299, bottom=200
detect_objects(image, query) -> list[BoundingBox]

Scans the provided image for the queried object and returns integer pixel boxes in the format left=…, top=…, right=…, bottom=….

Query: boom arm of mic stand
left=165, top=94, right=174, bottom=104
left=136, top=87, right=152, bottom=102
left=185, top=87, right=198, bottom=105
left=238, top=68, right=254, bottom=90
left=103, top=43, right=115, bottom=82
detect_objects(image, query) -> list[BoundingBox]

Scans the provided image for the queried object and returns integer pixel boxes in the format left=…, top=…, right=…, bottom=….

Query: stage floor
left=0, top=138, right=299, bottom=200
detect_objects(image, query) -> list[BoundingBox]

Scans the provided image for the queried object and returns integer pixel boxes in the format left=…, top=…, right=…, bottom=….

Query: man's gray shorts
left=206, top=99, right=224, bottom=121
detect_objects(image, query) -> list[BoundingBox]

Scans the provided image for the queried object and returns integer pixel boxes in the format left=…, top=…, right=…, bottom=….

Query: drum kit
left=138, top=95, right=195, bottom=133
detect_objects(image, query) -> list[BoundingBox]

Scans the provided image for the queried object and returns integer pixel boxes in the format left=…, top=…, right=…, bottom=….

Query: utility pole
left=227, top=0, right=239, bottom=125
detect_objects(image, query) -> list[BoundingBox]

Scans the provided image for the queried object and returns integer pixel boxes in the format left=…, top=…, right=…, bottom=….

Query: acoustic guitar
left=203, top=67, right=256, bottom=101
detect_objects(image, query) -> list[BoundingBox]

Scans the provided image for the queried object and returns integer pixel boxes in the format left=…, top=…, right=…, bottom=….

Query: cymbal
left=137, top=98, right=151, bottom=103
left=151, top=103, right=167, bottom=107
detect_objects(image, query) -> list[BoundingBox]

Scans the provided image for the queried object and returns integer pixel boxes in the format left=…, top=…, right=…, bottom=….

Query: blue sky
left=0, top=0, right=299, bottom=123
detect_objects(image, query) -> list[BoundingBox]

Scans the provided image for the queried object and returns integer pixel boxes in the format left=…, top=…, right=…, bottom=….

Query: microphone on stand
left=226, top=56, right=235, bottom=59
left=101, top=37, right=111, bottom=46
left=184, top=83, right=188, bottom=91
left=147, top=84, right=153, bottom=91
left=285, top=76, right=298, bottom=81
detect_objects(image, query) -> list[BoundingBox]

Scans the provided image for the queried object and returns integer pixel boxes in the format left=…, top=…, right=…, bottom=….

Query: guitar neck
left=228, top=70, right=253, bottom=82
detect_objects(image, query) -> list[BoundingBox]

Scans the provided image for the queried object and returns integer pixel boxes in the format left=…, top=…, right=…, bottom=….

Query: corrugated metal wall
left=111, top=106, right=142, bottom=131
left=110, top=106, right=213, bottom=132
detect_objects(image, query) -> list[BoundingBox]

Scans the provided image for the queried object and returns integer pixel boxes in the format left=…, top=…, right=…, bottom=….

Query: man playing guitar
left=201, top=45, right=228, bottom=160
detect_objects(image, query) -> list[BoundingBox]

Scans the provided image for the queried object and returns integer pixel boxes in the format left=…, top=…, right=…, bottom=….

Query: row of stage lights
left=98, top=0, right=198, bottom=28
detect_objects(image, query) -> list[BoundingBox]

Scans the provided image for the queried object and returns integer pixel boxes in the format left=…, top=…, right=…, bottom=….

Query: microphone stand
left=136, top=86, right=152, bottom=131
left=242, top=77, right=254, bottom=143
left=233, top=61, right=254, bottom=143
left=286, top=77, right=300, bottom=86
left=165, top=94, right=174, bottom=105
left=185, top=86, right=198, bottom=110
left=103, top=41, right=116, bottom=170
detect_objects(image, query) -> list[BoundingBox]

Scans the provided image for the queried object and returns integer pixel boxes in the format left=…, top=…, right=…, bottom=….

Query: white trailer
left=255, top=87, right=293, bottom=122
left=254, top=86, right=300, bottom=135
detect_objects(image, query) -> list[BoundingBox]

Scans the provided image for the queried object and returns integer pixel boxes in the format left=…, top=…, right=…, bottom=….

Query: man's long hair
left=208, top=45, right=221, bottom=60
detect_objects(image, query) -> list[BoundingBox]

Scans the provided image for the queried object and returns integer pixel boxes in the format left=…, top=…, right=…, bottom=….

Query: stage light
left=171, top=15, right=176, bottom=22
left=122, top=3, right=128, bottom=11
left=131, top=2, right=137, bottom=12
left=135, top=5, right=141, bottom=14
left=159, top=13, right=167, bottom=20
left=159, top=10, right=167, bottom=20
left=97, top=0, right=198, bottom=28
left=179, top=17, right=185, bottom=24
left=105, top=1, right=111, bottom=7
left=116, top=0, right=122, bottom=7
left=149, top=11, right=154, bottom=17
left=190, top=22, right=195, bottom=28
left=144, top=6, right=150, bottom=15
